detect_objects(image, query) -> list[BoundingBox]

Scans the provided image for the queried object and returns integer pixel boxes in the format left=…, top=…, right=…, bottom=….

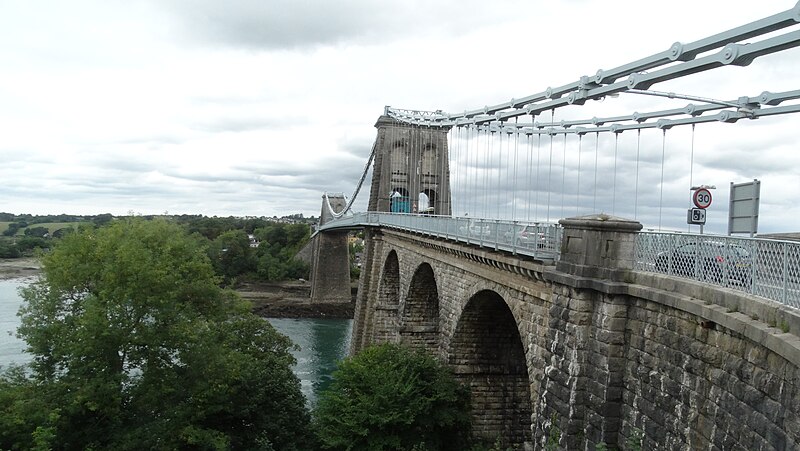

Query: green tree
left=23, top=226, right=49, bottom=238
left=0, top=240, right=21, bottom=258
left=91, top=213, right=114, bottom=226
left=253, top=223, right=310, bottom=282
left=15, top=236, right=48, bottom=253
left=209, top=229, right=256, bottom=282
left=2, top=226, right=16, bottom=237
left=1, top=218, right=311, bottom=450
left=313, top=343, right=472, bottom=451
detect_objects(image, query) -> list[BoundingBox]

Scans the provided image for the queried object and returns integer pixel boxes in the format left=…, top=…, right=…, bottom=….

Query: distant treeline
left=0, top=212, right=315, bottom=284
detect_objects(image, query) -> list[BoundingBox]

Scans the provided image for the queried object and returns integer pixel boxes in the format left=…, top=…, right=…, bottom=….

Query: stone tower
left=368, top=114, right=451, bottom=215
left=309, top=193, right=351, bottom=303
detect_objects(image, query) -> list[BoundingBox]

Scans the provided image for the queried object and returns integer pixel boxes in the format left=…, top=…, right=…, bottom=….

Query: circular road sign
left=693, top=188, right=713, bottom=209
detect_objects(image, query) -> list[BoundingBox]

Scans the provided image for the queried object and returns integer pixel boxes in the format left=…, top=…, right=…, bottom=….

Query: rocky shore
left=1, top=259, right=354, bottom=319
left=0, top=258, right=40, bottom=281
left=237, top=280, right=355, bottom=319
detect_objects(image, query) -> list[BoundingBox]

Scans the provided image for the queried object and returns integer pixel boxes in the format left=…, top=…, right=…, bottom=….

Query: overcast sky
left=1, top=0, right=798, bottom=234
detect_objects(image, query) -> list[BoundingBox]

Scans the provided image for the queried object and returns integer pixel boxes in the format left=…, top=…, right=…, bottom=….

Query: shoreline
left=0, top=259, right=354, bottom=319
left=237, top=280, right=355, bottom=319
left=0, top=258, right=41, bottom=281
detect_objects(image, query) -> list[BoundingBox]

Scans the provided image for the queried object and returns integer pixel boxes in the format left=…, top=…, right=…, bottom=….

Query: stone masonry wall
left=621, top=296, right=800, bottom=450
left=350, top=225, right=800, bottom=449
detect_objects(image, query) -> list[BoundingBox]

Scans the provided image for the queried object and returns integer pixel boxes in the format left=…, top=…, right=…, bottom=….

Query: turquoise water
left=0, top=279, right=351, bottom=405
left=268, top=317, right=352, bottom=405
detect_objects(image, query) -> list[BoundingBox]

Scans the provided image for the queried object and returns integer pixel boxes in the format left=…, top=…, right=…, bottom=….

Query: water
left=268, top=317, right=352, bottom=406
left=0, top=279, right=352, bottom=406
left=0, top=279, right=32, bottom=368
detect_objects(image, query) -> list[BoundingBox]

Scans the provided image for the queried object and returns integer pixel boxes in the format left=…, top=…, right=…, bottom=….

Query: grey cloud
left=157, top=0, right=501, bottom=50
left=189, top=114, right=310, bottom=134
left=110, top=134, right=187, bottom=147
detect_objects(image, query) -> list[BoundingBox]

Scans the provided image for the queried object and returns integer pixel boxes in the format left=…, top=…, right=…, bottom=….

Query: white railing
left=635, top=232, right=800, bottom=308
left=319, top=212, right=562, bottom=262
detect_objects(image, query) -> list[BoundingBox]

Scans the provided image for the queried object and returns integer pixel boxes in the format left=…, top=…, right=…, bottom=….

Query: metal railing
left=319, top=212, right=562, bottom=262
left=635, top=232, right=800, bottom=308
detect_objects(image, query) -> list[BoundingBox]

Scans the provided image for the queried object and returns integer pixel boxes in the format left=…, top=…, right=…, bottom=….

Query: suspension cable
left=634, top=129, right=641, bottom=219
left=561, top=131, right=567, bottom=220
left=612, top=132, right=619, bottom=215
left=576, top=133, right=583, bottom=216
left=659, top=129, right=667, bottom=231
left=593, top=131, right=599, bottom=213
left=512, top=118, right=519, bottom=221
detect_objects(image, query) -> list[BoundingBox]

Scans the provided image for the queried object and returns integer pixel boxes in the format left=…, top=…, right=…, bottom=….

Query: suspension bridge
left=310, top=4, right=800, bottom=449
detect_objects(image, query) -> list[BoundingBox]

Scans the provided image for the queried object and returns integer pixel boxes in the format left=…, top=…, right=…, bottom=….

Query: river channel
left=0, top=279, right=351, bottom=406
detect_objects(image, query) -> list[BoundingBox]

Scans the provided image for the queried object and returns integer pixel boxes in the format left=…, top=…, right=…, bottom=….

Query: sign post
left=687, top=208, right=706, bottom=225
left=728, top=179, right=760, bottom=237
left=689, top=185, right=715, bottom=234
left=693, top=189, right=713, bottom=209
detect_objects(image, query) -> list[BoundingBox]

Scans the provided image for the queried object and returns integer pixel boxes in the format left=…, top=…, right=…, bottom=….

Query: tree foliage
left=0, top=218, right=311, bottom=450
left=313, top=343, right=472, bottom=451
left=209, top=229, right=257, bottom=282
left=254, top=223, right=310, bottom=282
left=23, top=226, right=49, bottom=238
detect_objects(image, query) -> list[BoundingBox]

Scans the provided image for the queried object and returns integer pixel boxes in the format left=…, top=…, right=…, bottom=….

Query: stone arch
left=449, top=289, right=532, bottom=446
left=399, top=263, right=440, bottom=353
left=373, top=250, right=400, bottom=343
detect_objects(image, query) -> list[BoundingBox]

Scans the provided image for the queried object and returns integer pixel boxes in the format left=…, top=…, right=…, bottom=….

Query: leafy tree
left=51, top=227, right=73, bottom=239
left=349, top=240, right=364, bottom=281
left=23, top=226, right=49, bottom=238
left=2, top=222, right=25, bottom=237
left=253, top=223, right=311, bottom=282
left=181, top=215, right=237, bottom=240
left=313, top=343, right=472, bottom=451
left=15, top=236, right=49, bottom=253
left=209, top=229, right=257, bottom=283
left=91, top=213, right=114, bottom=226
left=0, top=241, right=21, bottom=258
left=1, top=218, right=311, bottom=450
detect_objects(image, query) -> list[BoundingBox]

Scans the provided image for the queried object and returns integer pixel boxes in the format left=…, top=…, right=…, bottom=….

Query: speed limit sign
left=693, top=188, right=712, bottom=209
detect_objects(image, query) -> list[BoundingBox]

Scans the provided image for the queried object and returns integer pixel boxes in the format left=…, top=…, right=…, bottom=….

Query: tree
left=313, top=343, right=472, bottom=451
left=209, top=229, right=256, bottom=282
left=15, top=236, right=49, bottom=253
left=91, top=213, right=113, bottom=226
left=0, top=241, right=20, bottom=258
left=1, top=218, right=311, bottom=450
left=2, top=222, right=25, bottom=237
left=23, top=226, right=49, bottom=238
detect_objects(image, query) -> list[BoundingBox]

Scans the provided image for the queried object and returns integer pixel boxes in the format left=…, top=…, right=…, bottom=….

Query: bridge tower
left=309, top=193, right=352, bottom=303
left=368, top=113, right=451, bottom=215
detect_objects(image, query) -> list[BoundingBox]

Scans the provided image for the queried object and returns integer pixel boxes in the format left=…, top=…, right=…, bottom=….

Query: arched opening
left=449, top=290, right=532, bottom=446
left=400, top=263, right=439, bottom=353
left=390, top=143, right=408, bottom=175
left=373, top=251, right=400, bottom=343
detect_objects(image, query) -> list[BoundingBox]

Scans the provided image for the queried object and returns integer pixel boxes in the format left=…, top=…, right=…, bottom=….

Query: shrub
left=314, top=343, right=471, bottom=451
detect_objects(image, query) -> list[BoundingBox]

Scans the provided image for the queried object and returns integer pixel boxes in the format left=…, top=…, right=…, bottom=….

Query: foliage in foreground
left=0, top=218, right=311, bottom=450
left=313, top=343, right=472, bottom=451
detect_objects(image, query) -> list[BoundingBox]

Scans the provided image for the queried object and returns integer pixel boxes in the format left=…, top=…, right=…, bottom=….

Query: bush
left=313, top=343, right=471, bottom=451
left=0, top=241, right=20, bottom=258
